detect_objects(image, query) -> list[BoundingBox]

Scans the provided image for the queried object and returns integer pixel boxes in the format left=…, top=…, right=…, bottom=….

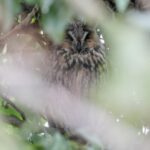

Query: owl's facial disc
left=68, top=30, right=89, bottom=53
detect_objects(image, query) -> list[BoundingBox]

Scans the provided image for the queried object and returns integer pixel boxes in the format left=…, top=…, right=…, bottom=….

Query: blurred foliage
left=1, top=0, right=150, bottom=149
left=0, top=0, right=73, bottom=42
left=0, top=97, right=102, bottom=150
left=40, top=0, right=73, bottom=42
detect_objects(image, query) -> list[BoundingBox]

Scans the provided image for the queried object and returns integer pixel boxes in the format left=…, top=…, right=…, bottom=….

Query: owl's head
left=56, top=19, right=105, bottom=71
left=64, top=20, right=97, bottom=54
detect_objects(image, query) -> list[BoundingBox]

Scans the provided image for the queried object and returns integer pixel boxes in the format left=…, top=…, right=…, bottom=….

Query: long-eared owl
left=50, top=19, right=106, bottom=96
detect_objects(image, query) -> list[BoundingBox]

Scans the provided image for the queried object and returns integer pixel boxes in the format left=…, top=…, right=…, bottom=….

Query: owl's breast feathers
left=51, top=39, right=106, bottom=95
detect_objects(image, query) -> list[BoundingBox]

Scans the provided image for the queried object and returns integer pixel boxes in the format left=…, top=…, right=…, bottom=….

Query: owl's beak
left=76, top=31, right=88, bottom=52
left=76, top=41, right=82, bottom=52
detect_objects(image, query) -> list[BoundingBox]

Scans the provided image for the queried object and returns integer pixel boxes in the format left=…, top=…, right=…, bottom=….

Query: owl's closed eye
left=64, top=21, right=96, bottom=54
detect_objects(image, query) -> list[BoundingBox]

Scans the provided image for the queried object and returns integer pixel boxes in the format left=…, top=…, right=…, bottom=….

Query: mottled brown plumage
left=50, top=20, right=106, bottom=96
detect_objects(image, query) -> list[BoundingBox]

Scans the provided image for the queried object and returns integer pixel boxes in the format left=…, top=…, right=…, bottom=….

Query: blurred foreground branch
left=0, top=64, right=149, bottom=150
left=136, top=0, right=150, bottom=10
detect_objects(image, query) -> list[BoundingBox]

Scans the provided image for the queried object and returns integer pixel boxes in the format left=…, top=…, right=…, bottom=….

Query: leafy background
left=0, top=0, right=150, bottom=150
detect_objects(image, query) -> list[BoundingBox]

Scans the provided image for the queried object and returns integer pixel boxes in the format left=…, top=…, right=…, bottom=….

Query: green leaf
left=41, top=0, right=73, bottom=43
left=24, top=0, right=38, bottom=5
left=0, top=99, right=23, bottom=121
left=40, top=0, right=54, bottom=14
left=115, top=0, right=130, bottom=13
